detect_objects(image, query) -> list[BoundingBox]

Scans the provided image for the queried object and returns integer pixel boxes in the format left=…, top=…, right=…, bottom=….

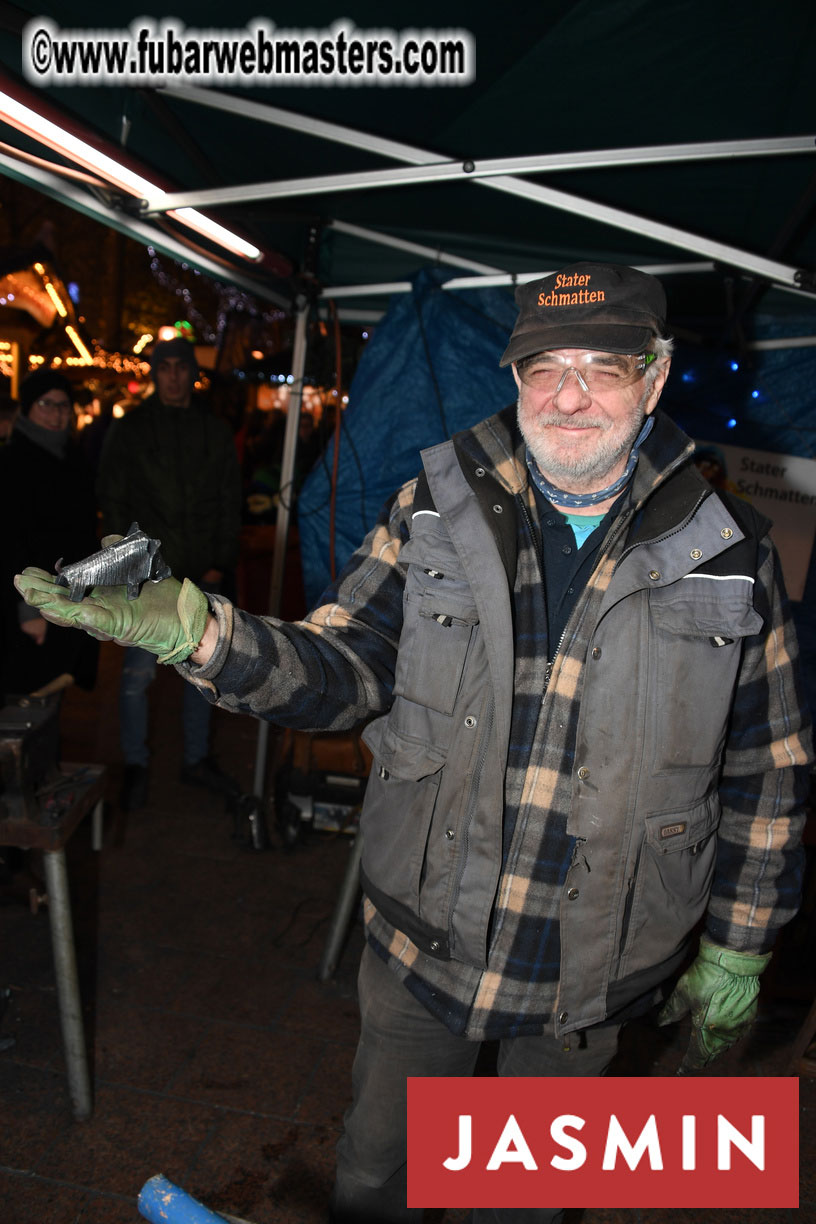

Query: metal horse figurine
left=55, top=522, right=171, bottom=601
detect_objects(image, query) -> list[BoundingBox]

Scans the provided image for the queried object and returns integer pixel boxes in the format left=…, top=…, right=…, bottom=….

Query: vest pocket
left=362, top=717, right=447, bottom=780
left=617, top=793, right=720, bottom=978
left=393, top=589, right=479, bottom=716
left=360, top=720, right=446, bottom=911
left=648, top=583, right=762, bottom=771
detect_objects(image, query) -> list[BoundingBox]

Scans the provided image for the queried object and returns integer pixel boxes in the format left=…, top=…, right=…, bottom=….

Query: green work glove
left=657, top=937, right=771, bottom=1075
left=14, top=567, right=209, bottom=665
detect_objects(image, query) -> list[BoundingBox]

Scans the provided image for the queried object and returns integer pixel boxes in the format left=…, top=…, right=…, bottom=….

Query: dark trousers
left=331, top=944, right=621, bottom=1224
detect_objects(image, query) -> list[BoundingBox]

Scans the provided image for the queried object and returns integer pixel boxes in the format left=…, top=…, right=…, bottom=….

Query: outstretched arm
left=177, top=481, right=416, bottom=731
left=16, top=479, right=416, bottom=734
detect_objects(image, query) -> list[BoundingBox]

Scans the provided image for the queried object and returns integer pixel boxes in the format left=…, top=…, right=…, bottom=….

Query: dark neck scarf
left=14, top=413, right=69, bottom=460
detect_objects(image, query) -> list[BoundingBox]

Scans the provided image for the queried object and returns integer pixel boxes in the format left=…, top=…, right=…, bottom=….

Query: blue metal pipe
left=138, top=1175, right=231, bottom=1224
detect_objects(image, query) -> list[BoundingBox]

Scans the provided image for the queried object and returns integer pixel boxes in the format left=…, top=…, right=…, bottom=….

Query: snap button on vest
left=577, top=766, right=590, bottom=780
left=591, top=647, right=601, bottom=660
left=690, top=548, right=702, bottom=560
left=559, top=1010, right=569, bottom=1023
left=430, top=940, right=440, bottom=952
left=464, top=715, right=477, bottom=728
left=568, top=887, right=579, bottom=900
left=445, top=828, right=455, bottom=839
left=649, top=570, right=660, bottom=581
left=721, top=527, right=733, bottom=539
left=475, top=466, right=486, bottom=477
left=492, top=504, right=503, bottom=514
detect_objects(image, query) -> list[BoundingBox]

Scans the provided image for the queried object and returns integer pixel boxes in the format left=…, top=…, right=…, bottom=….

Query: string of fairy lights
left=0, top=249, right=290, bottom=383
left=146, top=247, right=287, bottom=346
left=0, top=250, right=354, bottom=427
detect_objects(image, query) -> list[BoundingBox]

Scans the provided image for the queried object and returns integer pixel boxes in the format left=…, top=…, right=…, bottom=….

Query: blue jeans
left=119, top=646, right=212, bottom=767
left=331, top=943, right=621, bottom=1224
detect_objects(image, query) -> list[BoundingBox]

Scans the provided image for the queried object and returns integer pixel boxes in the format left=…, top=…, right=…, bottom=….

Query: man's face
left=513, top=348, right=669, bottom=493
left=155, top=357, right=193, bottom=407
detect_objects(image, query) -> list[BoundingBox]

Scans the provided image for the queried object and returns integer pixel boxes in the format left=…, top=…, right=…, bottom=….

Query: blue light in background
left=681, top=370, right=695, bottom=383
left=751, top=390, right=760, bottom=399
left=67, top=282, right=80, bottom=304
left=730, top=361, right=739, bottom=372
left=727, top=419, right=737, bottom=428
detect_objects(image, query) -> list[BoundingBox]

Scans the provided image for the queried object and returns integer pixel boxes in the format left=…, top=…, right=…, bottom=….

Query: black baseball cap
left=500, top=262, right=667, bottom=366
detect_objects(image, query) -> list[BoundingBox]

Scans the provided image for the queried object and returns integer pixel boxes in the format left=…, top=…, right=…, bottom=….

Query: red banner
left=407, top=1077, right=798, bottom=1209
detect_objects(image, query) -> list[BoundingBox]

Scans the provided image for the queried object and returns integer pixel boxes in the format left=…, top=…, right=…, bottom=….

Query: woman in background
left=0, top=369, right=99, bottom=699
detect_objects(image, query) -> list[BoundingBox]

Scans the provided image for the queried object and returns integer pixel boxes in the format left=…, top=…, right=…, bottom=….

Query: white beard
left=517, top=385, right=652, bottom=493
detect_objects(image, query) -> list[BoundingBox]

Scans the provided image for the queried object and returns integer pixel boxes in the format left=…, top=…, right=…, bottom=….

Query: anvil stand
left=0, top=747, right=105, bottom=1121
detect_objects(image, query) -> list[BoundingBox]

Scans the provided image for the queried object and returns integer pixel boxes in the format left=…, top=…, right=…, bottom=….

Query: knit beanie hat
left=18, top=369, right=73, bottom=416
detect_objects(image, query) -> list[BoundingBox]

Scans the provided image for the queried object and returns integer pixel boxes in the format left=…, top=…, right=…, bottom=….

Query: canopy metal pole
left=162, top=88, right=812, bottom=295
left=163, top=84, right=436, bottom=165
left=147, top=134, right=816, bottom=212
left=162, top=90, right=816, bottom=174
left=150, top=166, right=805, bottom=288
left=320, top=262, right=717, bottom=300
left=333, top=308, right=385, bottom=324
left=328, top=219, right=502, bottom=275
left=750, top=335, right=816, bottom=350
left=252, top=296, right=309, bottom=798
left=476, top=175, right=804, bottom=289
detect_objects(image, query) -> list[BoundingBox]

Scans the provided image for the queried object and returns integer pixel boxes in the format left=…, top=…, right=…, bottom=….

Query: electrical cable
left=329, top=300, right=344, bottom=580
left=414, top=287, right=449, bottom=438
left=0, top=140, right=110, bottom=187
left=339, top=411, right=370, bottom=534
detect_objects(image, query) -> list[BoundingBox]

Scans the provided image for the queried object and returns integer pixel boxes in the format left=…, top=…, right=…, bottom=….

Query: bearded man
left=16, top=263, right=811, bottom=1224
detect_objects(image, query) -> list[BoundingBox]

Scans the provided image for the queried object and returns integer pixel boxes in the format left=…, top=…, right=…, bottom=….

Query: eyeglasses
left=517, top=351, right=656, bottom=394
left=33, top=396, right=72, bottom=416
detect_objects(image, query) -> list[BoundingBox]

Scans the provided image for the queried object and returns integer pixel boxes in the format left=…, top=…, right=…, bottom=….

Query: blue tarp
left=298, top=267, right=517, bottom=605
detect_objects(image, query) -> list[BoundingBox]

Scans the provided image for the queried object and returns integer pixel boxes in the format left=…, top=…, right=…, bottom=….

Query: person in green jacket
left=96, top=337, right=242, bottom=810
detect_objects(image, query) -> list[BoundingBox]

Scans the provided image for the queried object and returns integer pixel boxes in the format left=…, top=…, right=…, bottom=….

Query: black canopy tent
left=1, top=0, right=815, bottom=787
left=0, top=1, right=814, bottom=310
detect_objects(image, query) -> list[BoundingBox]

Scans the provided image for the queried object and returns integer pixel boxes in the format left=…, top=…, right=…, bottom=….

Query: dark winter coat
left=96, top=393, right=241, bottom=584
left=0, top=426, right=99, bottom=695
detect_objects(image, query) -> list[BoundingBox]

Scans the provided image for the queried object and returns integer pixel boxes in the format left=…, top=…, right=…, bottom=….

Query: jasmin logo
left=444, top=1110, right=764, bottom=1171
left=407, top=1077, right=798, bottom=1209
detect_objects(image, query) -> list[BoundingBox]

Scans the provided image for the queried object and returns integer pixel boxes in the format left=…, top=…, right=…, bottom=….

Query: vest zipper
left=543, top=634, right=567, bottom=695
